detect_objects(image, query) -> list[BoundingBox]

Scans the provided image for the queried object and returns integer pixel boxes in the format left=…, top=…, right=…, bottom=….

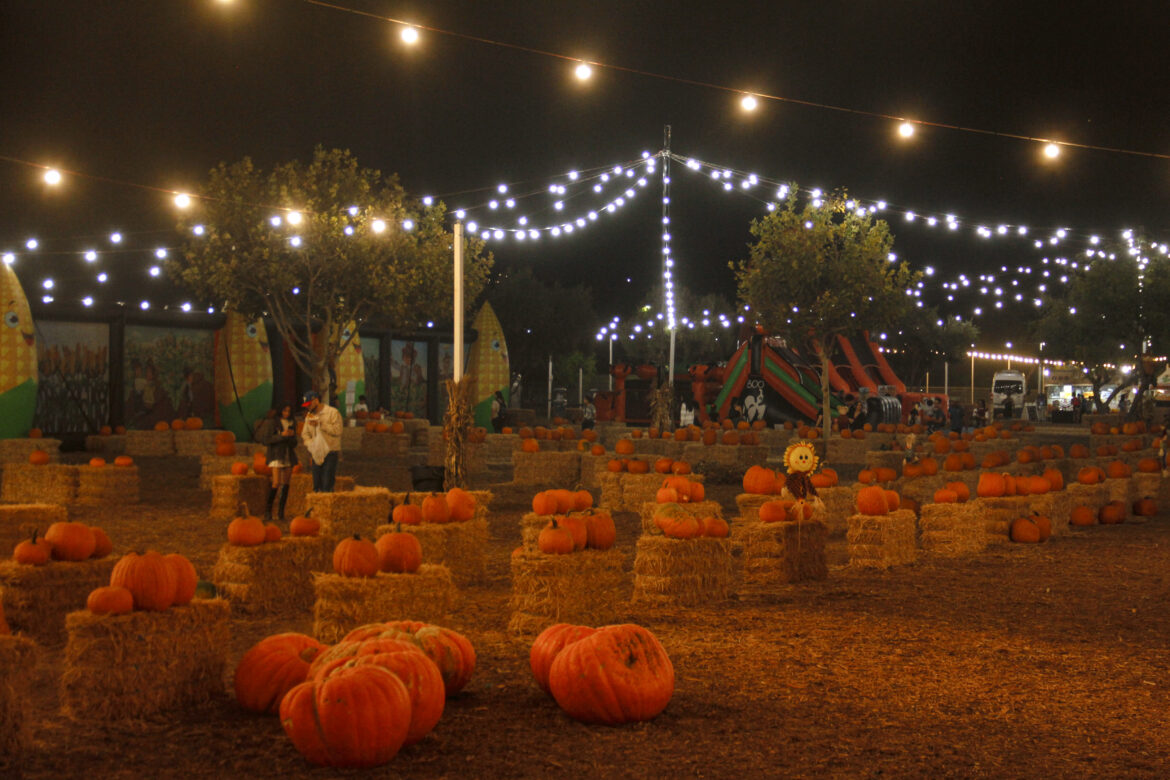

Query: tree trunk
left=819, top=341, right=832, bottom=442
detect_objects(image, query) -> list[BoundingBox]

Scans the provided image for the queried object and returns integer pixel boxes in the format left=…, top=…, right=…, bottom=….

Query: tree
left=732, top=190, right=918, bottom=438
left=613, top=285, right=740, bottom=370
left=893, top=306, right=980, bottom=387
left=173, top=147, right=492, bottom=396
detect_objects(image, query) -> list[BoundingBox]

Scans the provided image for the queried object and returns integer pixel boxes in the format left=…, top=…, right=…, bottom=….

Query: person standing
left=301, top=390, right=342, bottom=492
left=1002, top=390, right=1015, bottom=421
left=257, top=405, right=297, bottom=523
left=491, top=390, right=506, bottom=433
left=581, top=394, right=597, bottom=431
left=948, top=400, right=964, bottom=435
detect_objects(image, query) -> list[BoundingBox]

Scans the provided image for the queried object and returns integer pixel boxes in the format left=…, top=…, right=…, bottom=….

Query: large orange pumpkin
left=856, top=486, right=889, bottom=515
left=234, top=632, right=326, bottom=714
left=45, top=522, right=96, bottom=561
left=976, top=472, right=1006, bottom=498
left=333, top=535, right=380, bottom=577
left=1070, top=506, right=1096, bottom=526
left=110, top=550, right=178, bottom=611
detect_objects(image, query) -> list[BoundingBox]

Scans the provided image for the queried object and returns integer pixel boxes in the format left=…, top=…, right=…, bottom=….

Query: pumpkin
left=531, top=491, right=558, bottom=516
left=758, top=500, right=789, bottom=524
left=88, top=457, right=106, bottom=468
left=152, top=421, right=169, bottom=432
left=420, top=494, right=451, bottom=524
left=1032, top=513, right=1052, bottom=541
left=1010, top=517, right=1040, bottom=543
left=521, top=438, right=540, bottom=453
left=264, top=523, right=282, bottom=542
left=549, top=489, right=576, bottom=514
left=1138, top=457, right=1161, bottom=473
left=45, top=521, right=96, bottom=561
left=606, top=459, right=624, bottom=473
left=590, top=444, right=606, bottom=456
left=1133, top=497, right=1157, bottom=517
left=280, top=664, right=412, bottom=768
left=113, top=455, right=134, bottom=467
left=920, top=457, right=940, bottom=476
left=376, top=525, right=423, bottom=573
left=856, top=469, right=876, bottom=485
left=1070, top=505, right=1096, bottom=526
left=13, top=530, right=52, bottom=566
left=933, top=489, right=958, bottom=504
left=702, top=516, right=730, bottom=538
left=547, top=624, right=674, bottom=725
left=671, top=460, right=692, bottom=475
left=99, top=425, right=112, bottom=435
left=229, top=461, right=249, bottom=476
left=655, top=486, right=679, bottom=504
left=538, top=518, right=574, bottom=555
left=165, top=553, right=198, bottom=605
left=659, top=515, right=703, bottom=539
left=976, top=472, right=1006, bottom=498
left=290, top=511, right=321, bottom=536
left=856, top=486, right=889, bottom=515
left=349, top=621, right=476, bottom=696
left=234, top=632, right=326, bottom=714
left=1105, top=460, right=1131, bottom=479
left=110, top=550, right=178, bottom=611
left=627, top=459, right=650, bottom=474
left=903, top=462, right=924, bottom=479
left=1042, top=468, right=1064, bottom=491
left=573, top=489, right=593, bottom=511
left=584, top=510, right=617, bottom=550
left=90, top=526, right=113, bottom=558
left=945, top=481, right=970, bottom=503
left=558, top=515, right=588, bottom=550
left=86, top=585, right=134, bottom=615
left=702, top=429, right=717, bottom=445
left=530, top=624, right=597, bottom=695
left=884, top=490, right=901, bottom=511
left=654, top=458, right=674, bottom=474
left=742, top=465, right=776, bottom=495
left=615, top=439, right=635, bottom=455
left=392, top=502, right=422, bottom=526
left=1027, top=476, right=1051, bottom=495
left=875, top=467, right=897, bottom=483
left=334, top=535, right=380, bottom=577
left=28, top=450, right=49, bottom=466
left=228, top=504, right=266, bottom=546
left=27, top=428, right=42, bottom=439
left=810, top=473, right=834, bottom=489
left=1099, top=501, right=1126, bottom=525
left=446, top=487, right=477, bottom=522
left=1076, top=467, right=1101, bottom=485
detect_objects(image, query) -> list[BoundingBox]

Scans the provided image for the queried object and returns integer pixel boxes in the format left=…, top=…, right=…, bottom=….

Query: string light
left=1043, top=143, right=1061, bottom=159
left=740, top=94, right=758, bottom=112
left=399, top=26, right=419, bottom=45
left=43, top=169, right=62, bottom=186
left=898, top=122, right=915, bottom=138
left=574, top=62, right=592, bottom=81
left=173, top=193, right=192, bottom=209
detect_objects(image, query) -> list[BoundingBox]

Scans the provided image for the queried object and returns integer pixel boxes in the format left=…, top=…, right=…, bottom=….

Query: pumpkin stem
left=395, top=521, right=401, bottom=533
left=30, top=528, right=38, bottom=544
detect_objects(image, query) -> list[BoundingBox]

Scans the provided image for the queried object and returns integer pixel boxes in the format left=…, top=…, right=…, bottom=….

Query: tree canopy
left=613, top=284, right=739, bottom=370
left=173, top=147, right=492, bottom=395
left=732, top=190, right=918, bottom=435
left=893, top=305, right=980, bottom=387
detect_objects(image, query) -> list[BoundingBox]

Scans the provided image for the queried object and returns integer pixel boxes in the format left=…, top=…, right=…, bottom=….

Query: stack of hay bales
left=631, top=535, right=734, bottom=606
left=211, top=536, right=333, bottom=614
left=969, top=496, right=1031, bottom=545
left=84, top=433, right=126, bottom=456
left=424, top=426, right=445, bottom=466
left=2, top=464, right=77, bottom=504
left=847, top=509, right=917, bottom=568
left=0, top=438, right=61, bottom=464
left=1066, top=482, right=1110, bottom=515
left=307, top=486, right=392, bottom=539
left=125, top=429, right=174, bottom=456
left=578, top=454, right=608, bottom=490
left=1103, top=477, right=1135, bottom=508
left=598, top=471, right=703, bottom=513
left=817, top=486, right=856, bottom=537
left=402, top=418, right=429, bottom=443
left=919, top=502, right=986, bottom=556
left=198, top=444, right=266, bottom=489
left=285, top=474, right=355, bottom=518
left=865, top=449, right=908, bottom=475
left=383, top=519, right=489, bottom=587
left=1132, top=472, right=1170, bottom=509
left=638, top=500, right=723, bottom=536
left=0, top=633, right=37, bottom=768
left=210, top=474, right=270, bottom=521
left=340, top=425, right=364, bottom=452
left=508, top=547, right=626, bottom=636
left=360, top=431, right=410, bottom=458
left=681, top=443, right=767, bottom=468
left=0, top=504, right=67, bottom=558
left=60, top=600, right=230, bottom=719
left=739, top=519, right=828, bottom=587
left=173, top=429, right=221, bottom=457
left=0, top=558, right=119, bottom=644
left=1033, top=490, right=1074, bottom=535
left=896, top=474, right=950, bottom=509
left=482, top=433, right=520, bottom=463
left=512, top=450, right=581, bottom=486
left=827, top=437, right=872, bottom=467
left=312, top=567, right=456, bottom=644
left=75, top=464, right=139, bottom=505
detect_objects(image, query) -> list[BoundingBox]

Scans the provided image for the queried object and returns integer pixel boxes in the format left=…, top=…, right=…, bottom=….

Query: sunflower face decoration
left=783, top=441, right=819, bottom=475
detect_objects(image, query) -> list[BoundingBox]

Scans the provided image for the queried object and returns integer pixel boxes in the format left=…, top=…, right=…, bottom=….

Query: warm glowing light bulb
left=400, top=26, right=419, bottom=45
left=740, top=94, right=758, bottom=112
left=286, top=211, right=302, bottom=225
left=44, top=168, right=62, bottom=185
left=173, top=193, right=191, bottom=209
left=575, top=62, right=592, bottom=81
left=371, top=219, right=387, bottom=234
left=1043, top=142, right=1060, bottom=159
left=898, top=122, right=915, bottom=138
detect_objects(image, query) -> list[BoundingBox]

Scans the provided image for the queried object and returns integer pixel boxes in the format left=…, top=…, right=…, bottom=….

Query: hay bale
left=1066, top=482, right=1110, bottom=514
left=0, top=558, right=119, bottom=645
left=818, top=486, right=855, bottom=537
left=84, top=434, right=126, bottom=456
left=847, top=509, right=917, bottom=568
left=1033, top=491, right=1073, bottom=536
left=508, top=549, right=626, bottom=636
left=75, top=465, right=140, bottom=505
left=1133, top=473, right=1170, bottom=508
left=1103, top=477, right=1134, bottom=507
left=60, top=600, right=230, bottom=720
left=340, top=426, right=364, bottom=452
left=482, top=434, right=520, bottom=462
left=631, top=536, right=733, bottom=606
left=360, top=431, right=410, bottom=458
left=971, top=496, right=1032, bottom=545
left=375, top=518, right=489, bottom=587
left=896, top=474, right=949, bottom=508
left=386, top=489, right=493, bottom=514
left=210, top=474, right=270, bottom=521
left=735, top=493, right=772, bottom=523
left=173, top=429, right=222, bottom=457
left=0, top=504, right=68, bottom=560
left=124, top=429, right=174, bottom=456
left=211, top=536, right=333, bottom=615
left=827, top=438, right=872, bottom=465
left=864, top=450, right=908, bottom=474
left=312, top=566, right=456, bottom=644
left=307, top=487, right=392, bottom=540
left=0, top=439, right=61, bottom=465
left=0, top=634, right=38, bottom=768
left=919, top=503, right=986, bottom=556
left=198, top=446, right=266, bottom=489
left=578, top=454, right=607, bottom=490
left=638, top=500, right=723, bottom=536
left=738, top=519, right=828, bottom=586
left=511, top=451, right=581, bottom=485
left=681, top=443, right=768, bottom=468
left=2, top=464, right=77, bottom=504
left=285, top=473, right=355, bottom=518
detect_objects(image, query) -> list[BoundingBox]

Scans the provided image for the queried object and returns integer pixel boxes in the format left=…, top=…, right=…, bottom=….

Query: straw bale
left=596, top=465, right=664, bottom=511
left=386, top=489, right=493, bottom=514
left=919, top=503, right=986, bottom=556
left=84, top=434, right=126, bottom=456
left=1103, top=477, right=1135, bottom=507
left=312, top=566, right=456, bottom=644
left=817, top=486, right=855, bottom=537
left=125, top=429, right=174, bottom=456
left=361, top=431, right=410, bottom=459
left=631, top=535, right=733, bottom=606
left=481, top=433, right=520, bottom=462
left=1065, top=482, right=1110, bottom=512
left=0, top=634, right=38, bottom=767
left=1133, top=473, right=1170, bottom=508
left=402, top=418, right=429, bottom=440
left=305, top=486, right=392, bottom=540
left=896, top=473, right=949, bottom=507
left=578, top=454, right=607, bottom=490
left=1090, top=434, right=1148, bottom=452
left=211, top=536, right=333, bottom=615
left=638, top=500, right=724, bottom=536
left=0, top=504, right=67, bottom=560
left=681, top=443, right=768, bottom=468
left=0, top=557, right=119, bottom=645
left=210, top=474, right=270, bottom=521
left=1033, top=491, right=1073, bottom=536
left=847, top=509, right=917, bottom=568
left=198, top=446, right=266, bottom=489
left=511, top=450, right=582, bottom=485
left=75, top=465, right=140, bottom=505
left=340, top=426, right=364, bottom=452
left=60, top=600, right=230, bottom=720
left=735, top=493, right=772, bottom=523
left=827, top=438, right=873, bottom=465
left=284, top=474, right=355, bottom=518
left=739, top=519, right=828, bottom=586
left=2, top=463, right=77, bottom=504
left=864, top=450, right=908, bottom=474
left=173, top=429, right=222, bottom=457
left=972, top=496, right=1032, bottom=545
left=0, top=438, right=62, bottom=466
left=375, top=518, right=488, bottom=587
left=507, top=548, right=626, bottom=635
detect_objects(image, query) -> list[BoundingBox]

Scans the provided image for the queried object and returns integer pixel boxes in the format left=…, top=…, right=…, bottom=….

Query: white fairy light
left=84, top=250, right=97, bottom=262
left=110, top=232, right=122, bottom=244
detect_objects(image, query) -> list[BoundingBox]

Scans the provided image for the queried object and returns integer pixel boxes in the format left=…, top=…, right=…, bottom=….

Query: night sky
left=2, top=0, right=1168, bottom=344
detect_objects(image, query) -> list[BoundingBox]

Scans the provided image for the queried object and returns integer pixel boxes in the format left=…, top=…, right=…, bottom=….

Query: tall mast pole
left=661, top=125, right=676, bottom=387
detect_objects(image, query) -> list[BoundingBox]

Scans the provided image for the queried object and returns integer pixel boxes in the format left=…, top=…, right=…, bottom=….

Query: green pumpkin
left=194, top=580, right=218, bottom=600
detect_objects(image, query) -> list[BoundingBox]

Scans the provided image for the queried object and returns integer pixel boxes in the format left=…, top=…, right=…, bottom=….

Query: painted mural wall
left=33, top=321, right=109, bottom=434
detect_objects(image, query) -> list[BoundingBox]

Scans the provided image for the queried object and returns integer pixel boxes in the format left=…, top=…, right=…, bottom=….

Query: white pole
left=944, top=361, right=949, bottom=398
left=547, top=355, right=553, bottom=420
left=925, top=371, right=929, bottom=395
left=578, top=367, right=583, bottom=405
left=453, top=222, right=464, bottom=383
left=608, top=337, right=614, bottom=391
left=970, top=354, right=975, bottom=405
left=668, top=328, right=677, bottom=394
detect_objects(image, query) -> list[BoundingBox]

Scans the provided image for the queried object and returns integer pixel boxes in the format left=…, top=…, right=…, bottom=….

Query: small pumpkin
left=538, top=518, right=574, bottom=555
left=1070, top=505, right=1096, bottom=526
left=264, top=523, right=282, bottom=543
left=420, top=494, right=451, bottom=524
left=333, top=535, right=380, bottom=577
left=90, top=526, right=113, bottom=558
left=290, top=510, right=321, bottom=537
left=88, top=457, right=107, bottom=468
left=28, top=450, right=49, bottom=466
left=376, top=524, right=423, bottom=573
left=13, top=530, right=52, bottom=566
left=584, top=511, right=617, bottom=550
left=391, top=501, right=422, bottom=526
left=86, top=585, right=134, bottom=615
left=1010, top=517, right=1041, bottom=543
left=45, top=522, right=97, bottom=561
left=227, top=503, right=266, bottom=546
left=113, top=455, right=134, bottom=467
left=445, top=487, right=476, bottom=522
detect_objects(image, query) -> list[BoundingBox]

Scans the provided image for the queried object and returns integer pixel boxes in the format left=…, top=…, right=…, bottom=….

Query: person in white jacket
left=301, top=390, right=342, bottom=492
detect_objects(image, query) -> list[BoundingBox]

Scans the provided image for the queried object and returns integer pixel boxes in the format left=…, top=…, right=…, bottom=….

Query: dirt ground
left=11, top=455, right=1170, bottom=779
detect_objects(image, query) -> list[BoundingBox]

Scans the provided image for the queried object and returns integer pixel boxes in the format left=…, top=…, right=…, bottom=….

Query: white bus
left=992, top=370, right=1026, bottom=419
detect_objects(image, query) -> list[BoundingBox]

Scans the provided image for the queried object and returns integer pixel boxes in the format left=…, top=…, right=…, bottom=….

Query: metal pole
left=661, top=125, right=676, bottom=383
left=578, top=367, right=583, bottom=405
left=608, top=337, right=614, bottom=390
left=970, top=353, right=975, bottom=405
left=944, top=360, right=949, bottom=398
left=453, top=222, right=464, bottom=383
left=547, top=355, right=553, bottom=420
left=925, top=371, right=929, bottom=395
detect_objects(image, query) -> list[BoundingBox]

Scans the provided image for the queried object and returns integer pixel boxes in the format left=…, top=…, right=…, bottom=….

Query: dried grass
left=0, top=558, right=117, bottom=645
left=972, top=496, right=1033, bottom=545
left=680, top=443, right=769, bottom=468
left=638, top=500, right=724, bottom=536
left=481, top=434, right=520, bottom=462
left=374, top=518, right=489, bottom=587
left=210, top=474, right=270, bottom=521
left=919, top=503, right=986, bottom=556
left=735, top=493, right=772, bottom=523
left=75, top=465, right=140, bottom=505
left=198, top=446, right=266, bottom=489
left=60, top=600, right=230, bottom=720
left=84, top=434, right=126, bottom=456
left=1132, top=473, right=1170, bottom=508
left=0, top=504, right=67, bottom=560
left=312, top=566, right=456, bottom=643
left=512, top=451, right=581, bottom=485
left=124, top=429, right=174, bottom=456
left=1033, top=491, right=1074, bottom=536
left=2, top=464, right=77, bottom=504
left=210, top=536, right=333, bottom=615
left=739, top=519, right=828, bottom=587
left=896, top=474, right=949, bottom=508
left=285, top=474, right=355, bottom=518
left=307, top=486, right=392, bottom=540
left=847, top=509, right=917, bottom=568
left=507, top=548, right=626, bottom=636
left=360, top=431, right=410, bottom=459
left=173, top=430, right=222, bottom=457
left=1103, top=477, right=1135, bottom=508
left=817, top=486, right=856, bottom=537
left=1065, top=483, right=1110, bottom=514
left=631, top=535, right=733, bottom=606
left=0, top=634, right=37, bottom=767
left=0, top=438, right=60, bottom=465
